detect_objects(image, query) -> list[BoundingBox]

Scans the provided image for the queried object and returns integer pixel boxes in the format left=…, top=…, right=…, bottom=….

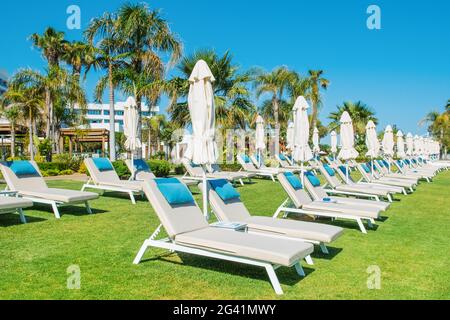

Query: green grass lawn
left=0, top=171, right=449, bottom=300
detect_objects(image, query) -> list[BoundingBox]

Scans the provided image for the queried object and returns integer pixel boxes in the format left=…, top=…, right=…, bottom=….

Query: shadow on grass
left=96, top=191, right=148, bottom=203
left=141, top=251, right=313, bottom=287
left=30, top=203, right=109, bottom=217
left=312, top=246, right=343, bottom=260
left=0, top=213, right=47, bottom=227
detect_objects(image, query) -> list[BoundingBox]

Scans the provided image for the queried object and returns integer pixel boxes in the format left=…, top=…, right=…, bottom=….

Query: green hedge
left=111, top=159, right=171, bottom=179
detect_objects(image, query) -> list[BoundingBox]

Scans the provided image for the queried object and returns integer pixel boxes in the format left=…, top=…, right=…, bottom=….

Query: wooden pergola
left=59, top=128, right=110, bottom=157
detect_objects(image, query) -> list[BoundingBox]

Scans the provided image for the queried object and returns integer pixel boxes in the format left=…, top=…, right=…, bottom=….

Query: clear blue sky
left=1, top=0, right=449, bottom=137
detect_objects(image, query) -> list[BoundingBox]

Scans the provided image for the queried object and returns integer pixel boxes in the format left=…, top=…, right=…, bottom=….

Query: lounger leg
left=367, top=219, right=373, bottom=229
left=402, top=188, right=407, bottom=195
left=304, top=255, right=314, bottom=266
left=133, top=239, right=150, bottom=265
left=239, top=179, right=244, bottom=186
left=129, top=192, right=136, bottom=205
left=356, top=218, right=367, bottom=234
left=265, top=264, right=283, bottom=295
left=51, top=202, right=61, bottom=219
left=270, top=175, right=276, bottom=182
left=319, top=243, right=329, bottom=255
left=81, top=184, right=87, bottom=192
left=17, top=208, right=27, bottom=224
left=387, top=194, right=393, bottom=203
left=409, top=187, right=414, bottom=193
left=85, top=201, right=92, bottom=214
left=294, top=262, right=306, bottom=277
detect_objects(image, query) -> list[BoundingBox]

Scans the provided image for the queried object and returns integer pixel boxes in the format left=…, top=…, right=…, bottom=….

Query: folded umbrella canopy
left=338, top=111, right=359, bottom=182
left=406, top=132, right=414, bottom=157
left=255, top=115, right=266, bottom=167
left=396, top=131, right=406, bottom=159
left=292, top=96, right=313, bottom=184
left=330, top=130, right=338, bottom=158
left=382, top=125, right=395, bottom=172
left=365, top=120, right=380, bottom=176
left=286, top=121, right=294, bottom=152
left=184, top=60, right=218, bottom=217
left=312, top=127, right=320, bottom=155
left=124, top=96, right=142, bottom=179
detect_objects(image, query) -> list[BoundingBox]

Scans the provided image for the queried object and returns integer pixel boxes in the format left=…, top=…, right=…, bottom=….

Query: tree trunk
left=147, top=128, right=151, bottom=159
left=136, top=95, right=143, bottom=158
left=45, top=88, right=52, bottom=138
left=272, top=95, right=280, bottom=156
left=29, top=110, right=34, bottom=161
left=310, top=84, right=319, bottom=136
left=108, top=63, right=116, bottom=161
left=10, top=123, right=15, bottom=158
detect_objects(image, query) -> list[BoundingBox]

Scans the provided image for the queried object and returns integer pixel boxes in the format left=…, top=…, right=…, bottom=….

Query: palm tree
left=11, top=67, right=86, bottom=154
left=116, top=3, right=182, bottom=142
left=167, top=49, right=255, bottom=131
left=328, top=101, right=378, bottom=154
left=62, top=41, right=96, bottom=80
left=308, top=70, right=329, bottom=132
left=252, top=66, right=292, bottom=133
left=86, top=12, right=127, bottom=161
left=0, top=84, right=44, bottom=160
left=30, top=27, right=67, bottom=67
left=3, top=106, right=20, bottom=158
left=419, top=110, right=440, bottom=127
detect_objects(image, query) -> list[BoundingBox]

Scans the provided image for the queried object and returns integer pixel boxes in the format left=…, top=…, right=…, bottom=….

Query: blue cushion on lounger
left=134, top=159, right=150, bottom=171
left=6, top=161, right=38, bottom=176
left=240, top=155, right=251, bottom=163
left=155, top=178, right=194, bottom=205
left=283, top=172, right=302, bottom=190
left=397, top=160, right=404, bottom=168
left=404, top=159, right=411, bottom=165
left=93, top=158, right=114, bottom=172
left=361, top=163, right=371, bottom=173
left=377, top=159, right=384, bottom=167
left=339, top=165, right=349, bottom=175
left=305, top=171, right=321, bottom=187
left=209, top=179, right=240, bottom=201
left=382, top=160, right=390, bottom=167
left=323, top=164, right=335, bottom=176
left=279, top=154, right=287, bottom=161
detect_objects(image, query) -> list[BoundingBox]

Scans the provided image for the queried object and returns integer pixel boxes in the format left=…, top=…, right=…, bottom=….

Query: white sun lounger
left=371, top=160, right=420, bottom=184
left=0, top=161, right=98, bottom=219
left=0, top=191, right=33, bottom=224
left=250, top=154, right=290, bottom=173
left=182, top=159, right=246, bottom=185
left=203, top=179, right=343, bottom=254
left=82, top=158, right=144, bottom=204
left=125, top=159, right=198, bottom=186
left=276, top=173, right=381, bottom=234
left=237, top=155, right=277, bottom=181
left=302, top=171, right=390, bottom=211
left=133, top=178, right=314, bottom=295
left=275, top=154, right=302, bottom=172
left=355, top=163, right=415, bottom=194
left=318, top=163, right=394, bottom=202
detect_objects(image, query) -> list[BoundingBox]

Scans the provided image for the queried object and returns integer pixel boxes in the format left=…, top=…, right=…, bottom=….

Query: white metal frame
left=133, top=224, right=308, bottom=295
left=81, top=178, right=143, bottom=205
left=0, top=191, right=27, bottom=224
left=273, top=198, right=376, bottom=234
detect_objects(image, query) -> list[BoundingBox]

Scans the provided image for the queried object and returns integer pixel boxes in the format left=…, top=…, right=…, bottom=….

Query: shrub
left=53, top=153, right=83, bottom=172
left=42, top=169, right=60, bottom=177
left=78, top=162, right=87, bottom=175
left=220, top=163, right=242, bottom=172
left=173, top=164, right=186, bottom=175
left=148, top=159, right=170, bottom=177
left=59, top=169, right=74, bottom=176
left=37, top=162, right=69, bottom=172
left=112, top=160, right=131, bottom=179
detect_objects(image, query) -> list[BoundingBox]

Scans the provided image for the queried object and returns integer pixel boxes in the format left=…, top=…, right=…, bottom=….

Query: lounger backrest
left=356, top=163, right=372, bottom=181
left=0, top=161, right=48, bottom=191
left=276, top=155, right=291, bottom=168
left=250, top=155, right=263, bottom=169
left=84, top=158, right=121, bottom=185
left=277, top=173, right=313, bottom=208
left=209, top=164, right=221, bottom=173
left=182, top=158, right=204, bottom=177
left=318, top=164, right=342, bottom=188
left=205, top=182, right=251, bottom=222
left=335, top=165, right=355, bottom=184
left=302, top=174, right=328, bottom=200
left=237, top=155, right=257, bottom=171
left=125, top=159, right=156, bottom=180
left=141, top=179, right=208, bottom=239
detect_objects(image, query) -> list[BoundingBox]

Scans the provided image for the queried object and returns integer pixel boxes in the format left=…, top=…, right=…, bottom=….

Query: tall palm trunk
left=29, top=109, right=34, bottom=161
left=45, top=88, right=52, bottom=138
left=136, top=95, right=143, bottom=158
left=272, top=94, right=280, bottom=155
left=10, top=123, right=15, bottom=158
left=310, top=85, right=319, bottom=134
left=147, top=127, right=151, bottom=159
left=108, top=63, right=116, bottom=161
